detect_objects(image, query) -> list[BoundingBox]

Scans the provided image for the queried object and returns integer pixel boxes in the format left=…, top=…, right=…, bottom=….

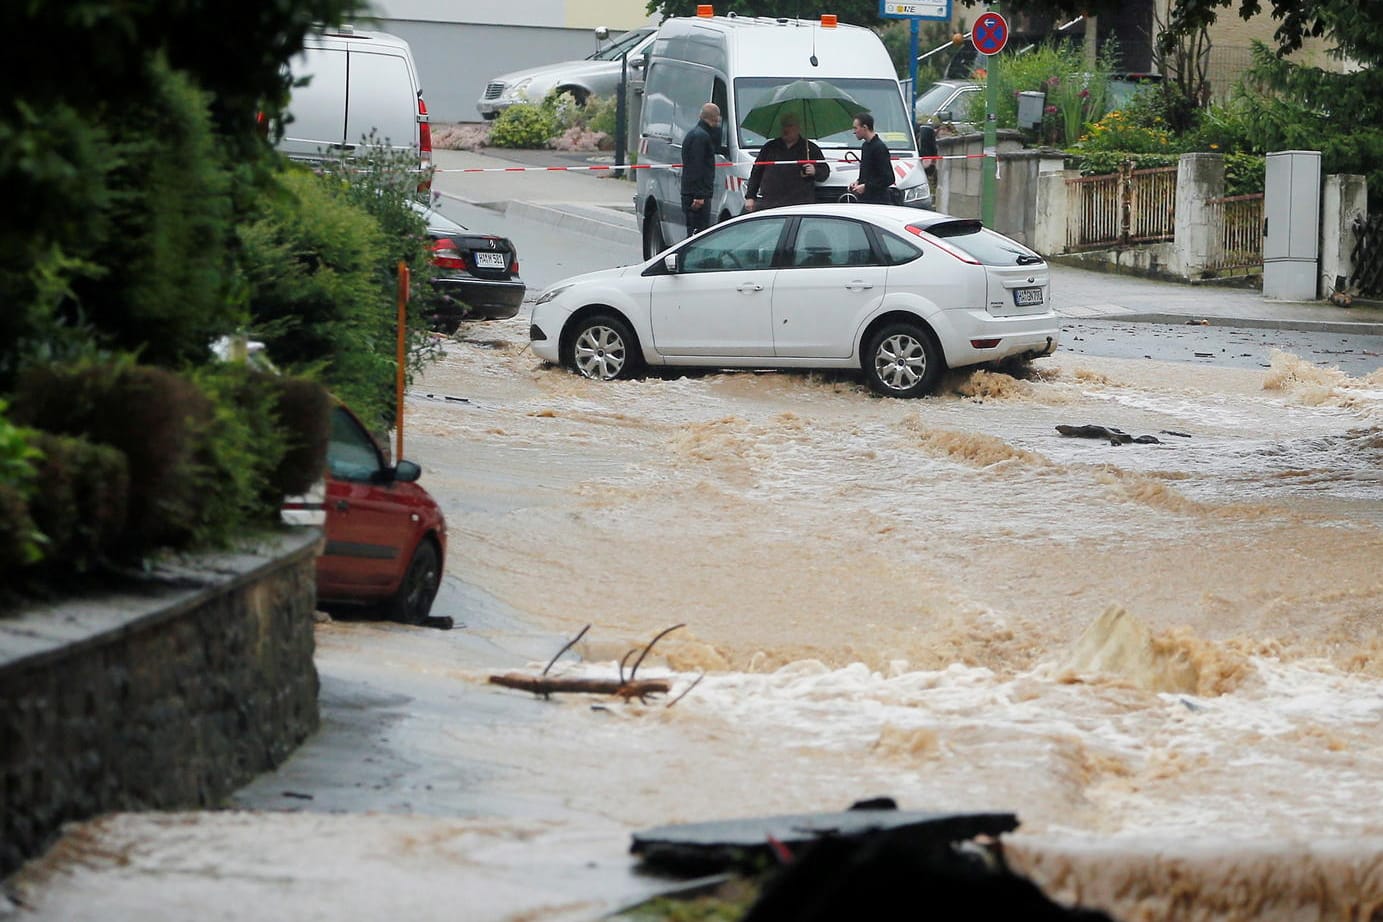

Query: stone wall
left=934, top=132, right=1066, bottom=247
left=0, top=529, right=322, bottom=876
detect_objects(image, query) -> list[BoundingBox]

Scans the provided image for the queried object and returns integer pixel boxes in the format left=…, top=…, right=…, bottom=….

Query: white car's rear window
left=926, top=221, right=1044, bottom=266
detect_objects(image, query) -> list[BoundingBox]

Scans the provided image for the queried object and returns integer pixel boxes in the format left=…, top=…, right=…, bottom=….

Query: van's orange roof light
left=821, top=14, right=838, bottom=27
left=696, top=4, right=713, bottom=16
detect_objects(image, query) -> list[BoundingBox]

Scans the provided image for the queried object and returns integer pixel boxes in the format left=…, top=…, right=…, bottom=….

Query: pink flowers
left=1045, top=104, right=1058, bottom=114
left=1079, top=88, right=1090, bottom=98
left=1047, top=76, right=1060, bottom=88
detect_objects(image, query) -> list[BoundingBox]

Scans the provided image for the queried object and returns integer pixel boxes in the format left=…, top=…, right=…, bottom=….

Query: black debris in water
left=1056, top=424, right=1163, bottom=446
left=630, top=805, right=1018, bottom=877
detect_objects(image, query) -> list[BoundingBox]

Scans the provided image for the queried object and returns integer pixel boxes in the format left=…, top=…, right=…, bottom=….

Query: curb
left=505, top=201, right=640, bottom=247
left=1077, top=312, right=1383, bottom=337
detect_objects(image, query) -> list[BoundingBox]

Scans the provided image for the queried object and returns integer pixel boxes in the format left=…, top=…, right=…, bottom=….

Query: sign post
left=879, top=1, right=953, bottom=123
left=971, top=8, right=1009, bottom=227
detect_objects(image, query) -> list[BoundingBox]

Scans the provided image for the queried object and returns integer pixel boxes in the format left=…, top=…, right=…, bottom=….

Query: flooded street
left=9, top=316, right=1382, bottom=920
left=411, top=319, right=1383, bottom=916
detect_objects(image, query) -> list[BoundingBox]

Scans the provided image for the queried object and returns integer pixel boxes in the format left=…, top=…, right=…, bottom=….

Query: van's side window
left=667, top=64, right=714, bottom=143
left=712, top=79, right=728, bottom=136
left=642, top=65, right=675, bottom=139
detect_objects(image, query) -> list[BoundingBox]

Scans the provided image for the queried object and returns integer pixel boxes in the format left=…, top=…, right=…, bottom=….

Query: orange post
left=395, top=261, right=410, bottom=462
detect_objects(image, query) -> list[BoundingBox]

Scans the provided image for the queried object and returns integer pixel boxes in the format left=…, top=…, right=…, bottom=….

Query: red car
left=285, top=403, right=447, bottom=623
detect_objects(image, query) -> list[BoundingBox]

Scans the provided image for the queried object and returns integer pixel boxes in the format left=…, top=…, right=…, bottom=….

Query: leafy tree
left=0, top=0, right=367, bottom=387
left=961, top=0, right=1382, bottom=60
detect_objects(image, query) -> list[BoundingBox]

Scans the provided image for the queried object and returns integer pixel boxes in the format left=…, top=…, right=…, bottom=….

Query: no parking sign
left=971, top=11, right=1009, bottom=56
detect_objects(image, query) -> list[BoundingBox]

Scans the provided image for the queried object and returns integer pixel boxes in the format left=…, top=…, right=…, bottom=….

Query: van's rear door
left=281, top=46, right=348, bottom=160
left=345, top=49, right=418, bottom=154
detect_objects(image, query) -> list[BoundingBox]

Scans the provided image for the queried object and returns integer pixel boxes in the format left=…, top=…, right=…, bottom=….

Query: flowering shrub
left=548, top=126, right=612, bottom=151
left=1077, top=110, right=1178, bottom=153
left=431, top=123, right=490, bottom=150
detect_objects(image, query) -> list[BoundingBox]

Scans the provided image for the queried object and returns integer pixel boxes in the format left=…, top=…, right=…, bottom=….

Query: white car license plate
left=474, top=251, right=507, bottom=270
left=1013, top=287, right=1043, bottom=307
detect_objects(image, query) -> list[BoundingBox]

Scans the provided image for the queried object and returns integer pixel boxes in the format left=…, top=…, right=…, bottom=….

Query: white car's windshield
left=734, top=77, right=914, bottom=151
left=588, top=29, right=653, bottom=61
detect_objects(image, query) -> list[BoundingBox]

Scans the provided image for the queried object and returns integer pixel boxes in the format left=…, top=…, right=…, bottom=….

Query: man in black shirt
left=742, top=112, right=830, bottom=211
left=848, top=112, right=894, bottom=205
left=680, top=102, right=722, bottom=238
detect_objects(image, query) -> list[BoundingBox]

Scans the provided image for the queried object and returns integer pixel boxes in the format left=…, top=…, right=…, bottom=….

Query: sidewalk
left=433, top=147, right=1383, bottom=336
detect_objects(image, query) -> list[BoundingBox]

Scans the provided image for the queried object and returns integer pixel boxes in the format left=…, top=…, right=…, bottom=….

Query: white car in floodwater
left=529, top=205, right=1059, bottom=398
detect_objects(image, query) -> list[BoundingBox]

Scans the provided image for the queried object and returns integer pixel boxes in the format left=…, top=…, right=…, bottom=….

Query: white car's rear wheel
left=567, top=314, right=642, bottom=381
left=864, top=322, right=943, bottom=398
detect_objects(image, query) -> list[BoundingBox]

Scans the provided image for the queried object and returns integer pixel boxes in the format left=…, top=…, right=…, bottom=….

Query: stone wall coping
left=0, top=528, right=322, bottom=675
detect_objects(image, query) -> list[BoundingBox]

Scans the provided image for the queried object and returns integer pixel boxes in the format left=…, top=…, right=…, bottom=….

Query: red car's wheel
left=383, top=539, right=441, bottom=624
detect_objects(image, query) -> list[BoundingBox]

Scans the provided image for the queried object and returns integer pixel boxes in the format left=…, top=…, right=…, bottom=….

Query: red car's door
left=318, top=406, right=414, bottom=597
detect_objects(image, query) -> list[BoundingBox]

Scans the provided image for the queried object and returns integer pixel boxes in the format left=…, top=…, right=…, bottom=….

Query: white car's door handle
left=737, top=282, right=764, bottom=293
left=845, top=281, right=874, bottom=290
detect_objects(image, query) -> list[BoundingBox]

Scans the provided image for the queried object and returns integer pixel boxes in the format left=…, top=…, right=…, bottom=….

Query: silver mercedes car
left=476, top=27, right=656, bottom=119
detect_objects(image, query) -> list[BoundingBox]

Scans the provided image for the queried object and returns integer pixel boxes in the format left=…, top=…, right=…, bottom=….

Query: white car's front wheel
left=863, top=321, right=943, bottom=398
left=565, top=314, right=643, bottom=381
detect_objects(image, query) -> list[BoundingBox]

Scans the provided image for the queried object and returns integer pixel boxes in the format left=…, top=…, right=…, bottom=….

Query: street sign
left=879, top=0, right=952, bottom=22
left=971, top=11, right=1009, bottom=55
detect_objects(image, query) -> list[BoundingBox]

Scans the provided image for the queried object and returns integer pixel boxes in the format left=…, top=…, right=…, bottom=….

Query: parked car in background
left=1107, top=72, right=1163, bottom=108
left=476, top=27, right=657, bottom=119
left=914, top=79, right=981, bottom=133
left=412, top=202, right=524, bottom=331
left=530, top=205, right=1058, bottom=398
left=279, top=26, right=433, bottom=191
left=283, top=402, right=447, bottom=624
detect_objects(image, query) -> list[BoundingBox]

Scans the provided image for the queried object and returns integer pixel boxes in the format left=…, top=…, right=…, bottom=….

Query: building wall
left=1151, top=0, right=1351, bottom=101
left=374, top=1, right=655, bottom=121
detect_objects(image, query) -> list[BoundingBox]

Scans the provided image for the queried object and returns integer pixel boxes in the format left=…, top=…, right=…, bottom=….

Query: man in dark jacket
left=848, top=112, right=895, bottom=205
left=742, top=112, right=830, bottom=212
left=680, top=102, right=721, bottom=238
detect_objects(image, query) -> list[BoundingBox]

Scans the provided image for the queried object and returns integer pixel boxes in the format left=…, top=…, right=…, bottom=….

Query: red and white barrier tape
left=432, top=153, right=988, bottom=174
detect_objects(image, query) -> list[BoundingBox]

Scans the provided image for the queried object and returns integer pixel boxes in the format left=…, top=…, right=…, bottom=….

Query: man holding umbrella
left=742, top=112, right=830, bottom=211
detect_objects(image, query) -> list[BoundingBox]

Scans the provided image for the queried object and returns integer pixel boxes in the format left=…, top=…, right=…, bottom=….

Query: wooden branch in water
left=489, top=673, right=670, bottom=700
left=543, top=623, right=590, bottom=677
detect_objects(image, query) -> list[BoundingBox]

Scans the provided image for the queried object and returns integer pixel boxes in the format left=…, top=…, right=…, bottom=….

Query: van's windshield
left=734, top=77, right=914, bottom=151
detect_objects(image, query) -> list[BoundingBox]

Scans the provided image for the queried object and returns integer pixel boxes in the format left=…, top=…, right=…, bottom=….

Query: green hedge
left=240, top=169, right=395, bottom=426
left=6, top=361, right=328, bottom=575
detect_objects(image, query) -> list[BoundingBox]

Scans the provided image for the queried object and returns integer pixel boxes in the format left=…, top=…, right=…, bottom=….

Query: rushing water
left=409, top=325, right=1383, bottom=919
left=11, top=324, right=1381, bottom=921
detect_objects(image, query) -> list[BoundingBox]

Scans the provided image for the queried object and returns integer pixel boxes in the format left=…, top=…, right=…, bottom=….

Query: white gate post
left=1320, top=174, right=1368, bottom=298
left=1033, top=168, right=1072, bottom=257
left=1173, top=153, right=1225, bottom=280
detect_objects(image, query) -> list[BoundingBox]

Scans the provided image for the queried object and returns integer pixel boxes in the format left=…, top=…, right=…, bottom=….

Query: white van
left=636, top=12, right=930, bottom=258
left=279, top=26, right=432, bottom=179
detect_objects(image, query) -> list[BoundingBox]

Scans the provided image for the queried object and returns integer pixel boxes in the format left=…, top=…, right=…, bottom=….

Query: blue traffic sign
left=971, top=11, right=1009, bottom=55
left=879, top=0, right=952, bottom=22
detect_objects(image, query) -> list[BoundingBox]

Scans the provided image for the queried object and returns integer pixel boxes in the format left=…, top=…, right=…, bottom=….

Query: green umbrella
left=740, top=79, right=867, bottom=140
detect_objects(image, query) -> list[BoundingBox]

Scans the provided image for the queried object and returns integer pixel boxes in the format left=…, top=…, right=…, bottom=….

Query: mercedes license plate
left=474, top=251, right=507, bottom=269
left=1013, top=287, right=1043, bottom=307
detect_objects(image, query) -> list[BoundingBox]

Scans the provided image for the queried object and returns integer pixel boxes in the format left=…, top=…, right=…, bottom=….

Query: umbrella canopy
left=739, top=79, right=867, bottom=140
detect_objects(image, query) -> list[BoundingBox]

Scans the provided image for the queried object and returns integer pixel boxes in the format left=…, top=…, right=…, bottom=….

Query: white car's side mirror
left=594, top=26, right=610, bottom=41
left=663, top=253, right=678, bottom=273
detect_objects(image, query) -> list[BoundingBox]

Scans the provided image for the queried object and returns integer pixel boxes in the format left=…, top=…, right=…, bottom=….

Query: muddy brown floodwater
left=413, top=321, right=1383, bottom=919
left=10, top=318, right=1381, bottom=922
